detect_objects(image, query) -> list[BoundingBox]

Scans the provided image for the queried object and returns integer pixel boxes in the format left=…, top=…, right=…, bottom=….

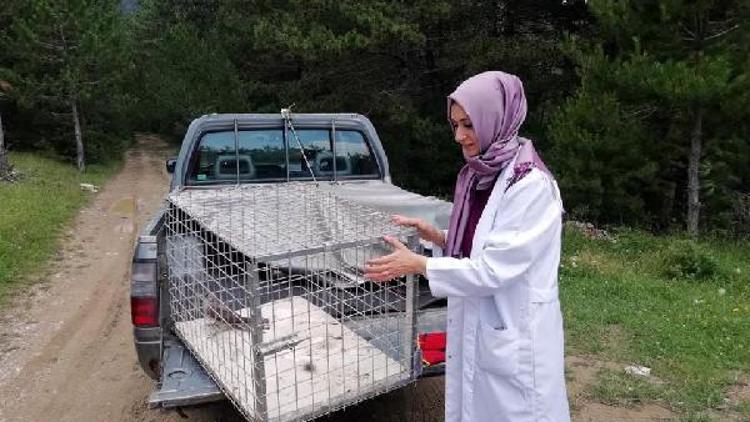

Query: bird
left=204, top=295, right=269, bottom=331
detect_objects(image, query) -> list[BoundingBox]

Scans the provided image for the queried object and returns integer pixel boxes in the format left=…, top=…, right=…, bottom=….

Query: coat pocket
left=477, top=322, right=519, bottom=376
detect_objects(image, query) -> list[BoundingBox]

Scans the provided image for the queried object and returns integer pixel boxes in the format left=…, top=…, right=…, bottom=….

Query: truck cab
left=131, top=113, right=450, bottom=409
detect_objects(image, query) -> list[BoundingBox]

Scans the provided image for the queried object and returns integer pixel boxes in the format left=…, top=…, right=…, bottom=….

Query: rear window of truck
left=186, top=128, right=380, bottom=184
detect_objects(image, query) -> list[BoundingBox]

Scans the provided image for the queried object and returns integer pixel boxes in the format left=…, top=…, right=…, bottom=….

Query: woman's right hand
left=391, top=215, right=446, bottom=248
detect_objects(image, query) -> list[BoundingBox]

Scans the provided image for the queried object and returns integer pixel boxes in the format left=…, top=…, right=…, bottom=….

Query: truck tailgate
left=148, top=339, right=224, bottom=408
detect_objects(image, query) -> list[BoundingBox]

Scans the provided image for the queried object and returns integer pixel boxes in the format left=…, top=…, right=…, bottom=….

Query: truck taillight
left=131, top=259, right=158, bottom=327
left=131, top=297, right=159, bottom=327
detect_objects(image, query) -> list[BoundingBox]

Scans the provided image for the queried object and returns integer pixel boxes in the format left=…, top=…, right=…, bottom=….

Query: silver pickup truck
left=131, top=113, right=451, bottom=409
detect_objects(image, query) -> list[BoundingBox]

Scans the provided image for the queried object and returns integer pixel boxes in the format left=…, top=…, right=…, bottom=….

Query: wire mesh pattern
left=165, top=183, right=420, bottom=422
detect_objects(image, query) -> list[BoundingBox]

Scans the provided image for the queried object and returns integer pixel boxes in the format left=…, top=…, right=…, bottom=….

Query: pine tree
left=0, top=81, right=9, bottom=177
left=6, top=0, right=129, bottom=172
left=0, top=3, right=15, bottom=179
left=549, top=0, right=749, bottom=236
left=0, top=101, right=8, bottom=178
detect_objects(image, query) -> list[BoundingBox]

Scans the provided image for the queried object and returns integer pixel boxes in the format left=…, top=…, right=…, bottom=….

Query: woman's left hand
left=364, top=236, right=428, bottom=282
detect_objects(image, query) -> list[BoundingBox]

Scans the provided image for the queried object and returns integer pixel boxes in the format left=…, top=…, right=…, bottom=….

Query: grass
left=589, top=368, right=663, bottom=406
left=737, top=400, right=750, bottom=416
left=0, top=152, right=119, bottom=303
left=561, top=224, right=750, bottom=415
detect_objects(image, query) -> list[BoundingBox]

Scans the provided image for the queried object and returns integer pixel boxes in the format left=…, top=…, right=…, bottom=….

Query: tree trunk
left=71, top=100, right=85, bottom=172
left=0, top=110, right=8, bottom=176
left=687, top=107, right=703, bottom=238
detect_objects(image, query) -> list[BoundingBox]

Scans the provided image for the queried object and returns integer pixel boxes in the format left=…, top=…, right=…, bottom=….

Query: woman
left=365, top=71, right=570, bottom=422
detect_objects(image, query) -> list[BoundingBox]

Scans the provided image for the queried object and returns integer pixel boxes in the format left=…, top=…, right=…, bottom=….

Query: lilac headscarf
left=444, top=71, right=552, bottom=258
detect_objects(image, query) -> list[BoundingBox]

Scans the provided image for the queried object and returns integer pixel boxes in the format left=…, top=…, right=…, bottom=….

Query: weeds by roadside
left=0, top=153, right=119, bottom=303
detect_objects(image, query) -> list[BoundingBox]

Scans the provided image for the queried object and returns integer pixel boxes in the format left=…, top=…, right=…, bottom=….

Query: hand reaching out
left=391, top=215, right=446, bottom=248
left=364, top=236, right=427, bottom=282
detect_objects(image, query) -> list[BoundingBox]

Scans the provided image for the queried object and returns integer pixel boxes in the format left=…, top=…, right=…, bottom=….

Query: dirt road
left=0, top=136, right=444, bottom=422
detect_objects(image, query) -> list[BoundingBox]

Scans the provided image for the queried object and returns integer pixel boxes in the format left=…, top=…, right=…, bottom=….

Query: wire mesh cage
left=165, top=183, right=420, bottom=422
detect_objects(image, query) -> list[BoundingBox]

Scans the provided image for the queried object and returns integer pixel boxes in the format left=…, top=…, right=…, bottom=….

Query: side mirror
left=166, top=157, right=177, bottom=174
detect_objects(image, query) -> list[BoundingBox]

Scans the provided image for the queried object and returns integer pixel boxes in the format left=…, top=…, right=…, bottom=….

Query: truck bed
left=149, top=307, right=446, bottom=408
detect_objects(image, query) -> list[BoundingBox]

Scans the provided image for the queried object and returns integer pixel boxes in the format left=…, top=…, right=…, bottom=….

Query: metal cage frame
left=164, top=183, right=420, bottom=422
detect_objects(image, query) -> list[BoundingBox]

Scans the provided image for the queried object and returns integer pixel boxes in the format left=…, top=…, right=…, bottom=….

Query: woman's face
left=450, top=103, right=481, bottom=157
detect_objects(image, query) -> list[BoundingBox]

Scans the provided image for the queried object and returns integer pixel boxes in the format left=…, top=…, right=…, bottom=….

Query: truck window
left=288, top=129, right=332, bottom=180
left=188, top=129, right=285, bottom=183
left=187, top=128, right=379, bottom=184
left=334, top=130, right=379, bottom=177
left=239, top=130, right=286, bottom=180
left=290, top=129, right=380, bottom=179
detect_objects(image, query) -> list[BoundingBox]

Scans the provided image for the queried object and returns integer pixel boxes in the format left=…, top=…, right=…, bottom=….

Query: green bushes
left=659, top=240, right=721, bottom=282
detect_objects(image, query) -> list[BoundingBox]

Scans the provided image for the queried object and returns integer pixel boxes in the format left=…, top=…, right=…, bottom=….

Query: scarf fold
left=444, top=71, right=552, bottom=258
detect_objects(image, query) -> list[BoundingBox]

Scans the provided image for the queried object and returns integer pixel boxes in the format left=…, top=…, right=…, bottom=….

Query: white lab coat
left=426, top=153, right=570, bottom=422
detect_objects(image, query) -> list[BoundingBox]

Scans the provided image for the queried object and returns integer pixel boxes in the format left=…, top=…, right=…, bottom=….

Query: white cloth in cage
left=175, top=297, right=409, bottom=422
